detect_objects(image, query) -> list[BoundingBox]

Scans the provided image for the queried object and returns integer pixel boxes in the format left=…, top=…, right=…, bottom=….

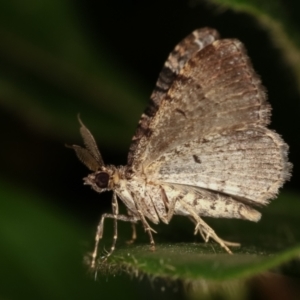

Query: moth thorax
left=95, top=172, right=109, bottom=189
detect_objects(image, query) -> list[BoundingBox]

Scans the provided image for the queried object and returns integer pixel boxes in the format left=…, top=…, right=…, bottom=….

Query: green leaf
left=96, top=244, right=300, bottom=280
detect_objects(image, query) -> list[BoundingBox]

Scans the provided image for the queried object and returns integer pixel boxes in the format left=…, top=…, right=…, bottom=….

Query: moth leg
left=188, top=216, right=209, bottom=242
left=178, top=199, right=236, bottom=254
left=192, top=218, right=240, bottom=247
left=137, top=210, right=156, bottom=251
left=91, top=193, right=139, bottom=268
left=132, top=199, right=157, bottom=251
left=164, top=190, right=179, bottom=223
left=188, top=216, right=240, bottom=247
left=126, top=209, right=137, bottom=244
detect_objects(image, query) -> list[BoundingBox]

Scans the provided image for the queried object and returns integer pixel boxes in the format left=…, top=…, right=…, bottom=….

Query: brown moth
left=68, top=28, right=292, bottom=268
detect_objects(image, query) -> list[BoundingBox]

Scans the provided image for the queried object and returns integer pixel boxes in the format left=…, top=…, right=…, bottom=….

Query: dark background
left=3, top=0, right=299, bottom=223
left=1, top=1, right=299, bottom=299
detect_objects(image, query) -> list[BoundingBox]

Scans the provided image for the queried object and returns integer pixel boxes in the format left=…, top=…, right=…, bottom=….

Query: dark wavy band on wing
left=127, top=28, right=219, bottom=173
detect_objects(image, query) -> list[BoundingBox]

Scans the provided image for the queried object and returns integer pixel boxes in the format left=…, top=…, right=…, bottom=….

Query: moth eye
left=95, top=172, right=109, bottom=188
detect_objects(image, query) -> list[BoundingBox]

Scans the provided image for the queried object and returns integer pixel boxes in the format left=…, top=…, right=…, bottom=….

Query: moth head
left=67, top=116, right=116, bottom=193
left=83, top=166, right=119, bottom=193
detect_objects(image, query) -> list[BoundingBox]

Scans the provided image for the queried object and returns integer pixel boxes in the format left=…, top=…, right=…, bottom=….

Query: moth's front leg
left=91, top=193, right=140, bottom=268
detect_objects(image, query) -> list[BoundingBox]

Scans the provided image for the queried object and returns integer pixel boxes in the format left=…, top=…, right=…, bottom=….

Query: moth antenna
left=77, top=114, right=104, bottom=167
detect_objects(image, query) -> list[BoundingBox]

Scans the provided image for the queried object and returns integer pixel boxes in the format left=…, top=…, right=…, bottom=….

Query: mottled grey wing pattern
left=130, top=39, right=270, bottom=168
left=149, top=127, right=290, bottom=205
left=127, top=28, right=219, bottom=169
left=127, top=29, right=291, bottom=205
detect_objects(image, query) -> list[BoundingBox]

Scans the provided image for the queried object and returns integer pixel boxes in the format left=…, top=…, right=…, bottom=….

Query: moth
left=69, top=28, right=292, bottom=268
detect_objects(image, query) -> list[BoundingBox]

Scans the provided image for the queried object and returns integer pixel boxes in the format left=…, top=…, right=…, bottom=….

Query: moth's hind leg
left=189, top=217, right=240, bottom=247
left=179, top=199, right=240, bottom=253
left=188, top=216, right=209, bottom=242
